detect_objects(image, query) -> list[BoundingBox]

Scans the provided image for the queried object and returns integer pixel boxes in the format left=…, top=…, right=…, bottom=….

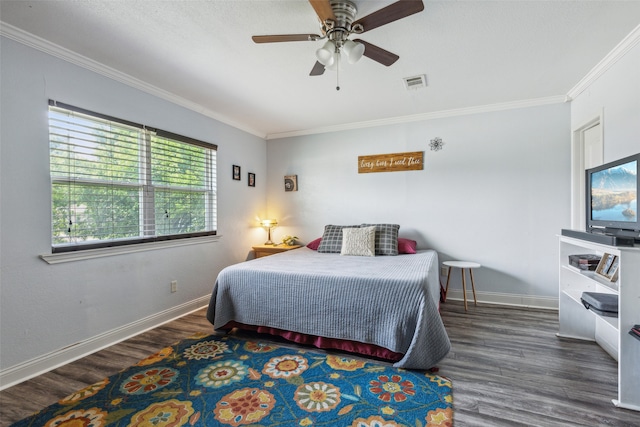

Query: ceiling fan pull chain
left=336, top=51, right=341, bottom=91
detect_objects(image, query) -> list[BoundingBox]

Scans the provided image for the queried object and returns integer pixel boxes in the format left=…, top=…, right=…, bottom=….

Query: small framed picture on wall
left=284, top=175, right=298, bottom=191
left=248, top=172, right=255, bottom=187
left=233, top=165, right=241, bottom=181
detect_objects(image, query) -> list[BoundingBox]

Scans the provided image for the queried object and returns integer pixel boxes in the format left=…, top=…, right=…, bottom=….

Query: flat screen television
left=586, top=152, right=640, bottom=237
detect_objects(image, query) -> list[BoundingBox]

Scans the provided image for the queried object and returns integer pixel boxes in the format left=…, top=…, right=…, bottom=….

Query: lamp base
left=264, top=227, right=275, bottom=245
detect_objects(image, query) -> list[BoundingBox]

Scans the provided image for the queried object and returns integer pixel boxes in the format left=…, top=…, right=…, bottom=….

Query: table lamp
left=261, top=219, right=278, bottom=245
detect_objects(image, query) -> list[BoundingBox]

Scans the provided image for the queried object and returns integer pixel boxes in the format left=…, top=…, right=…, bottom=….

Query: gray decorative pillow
left=340, top=226, right=376, bottom=257
left=361, top=223, right=400, bottom=256
left=317, top=224, right=361, bottom=253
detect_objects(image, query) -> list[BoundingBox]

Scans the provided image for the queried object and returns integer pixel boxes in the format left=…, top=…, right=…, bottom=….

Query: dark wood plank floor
left=1, top=301, right=639, bottom=426
left=440, top=302, right=639, bottom=426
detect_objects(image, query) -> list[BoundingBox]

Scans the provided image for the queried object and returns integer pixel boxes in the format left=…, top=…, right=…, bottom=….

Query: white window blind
left=48, top=100, right=217, bottom=252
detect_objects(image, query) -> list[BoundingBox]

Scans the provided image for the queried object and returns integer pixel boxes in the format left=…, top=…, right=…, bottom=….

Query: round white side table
left=443, top=261, right=481, bottom=311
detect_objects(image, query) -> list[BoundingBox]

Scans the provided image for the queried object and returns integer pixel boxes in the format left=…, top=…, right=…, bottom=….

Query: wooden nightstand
left=252, top=244, right=301, bottom=258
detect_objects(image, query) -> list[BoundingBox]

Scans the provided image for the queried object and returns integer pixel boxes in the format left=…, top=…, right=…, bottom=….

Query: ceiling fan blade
left=353, top=39, right=399, bottom=66
left=309, top=0, right=336, bottom=23
left=352, top=0, right=424, bottom=33
left=252, top=34, right=321, bottom=43
left=310, top=61, right=326, bottom=76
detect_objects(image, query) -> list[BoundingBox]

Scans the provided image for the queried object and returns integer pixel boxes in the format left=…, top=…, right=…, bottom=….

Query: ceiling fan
left=252, top=0, right=424, bottom=89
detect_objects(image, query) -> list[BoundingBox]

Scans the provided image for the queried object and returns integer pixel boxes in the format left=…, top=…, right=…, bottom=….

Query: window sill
left=40, top=235, right=222, bottom=264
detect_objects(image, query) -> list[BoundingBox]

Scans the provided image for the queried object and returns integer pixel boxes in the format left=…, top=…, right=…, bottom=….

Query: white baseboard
left=1, top=291, right=556, bottom=390
left=0, top=295, right=211, bottom=391
left=445, top=289, right=558, bottom=310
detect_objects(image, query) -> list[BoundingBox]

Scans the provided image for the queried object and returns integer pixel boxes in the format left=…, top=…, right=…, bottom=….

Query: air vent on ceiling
left=403, top=74, right=427, bottom=90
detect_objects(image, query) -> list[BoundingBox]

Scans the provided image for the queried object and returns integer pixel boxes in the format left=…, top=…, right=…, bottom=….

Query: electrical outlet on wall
left=171, top=280, right=177, bottom=293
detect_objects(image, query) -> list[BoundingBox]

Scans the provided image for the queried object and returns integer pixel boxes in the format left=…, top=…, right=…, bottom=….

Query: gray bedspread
left=206, top=247, right=451, bottom=369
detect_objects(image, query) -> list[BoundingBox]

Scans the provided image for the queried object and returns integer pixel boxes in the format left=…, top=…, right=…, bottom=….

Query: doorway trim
left=571, top=113, right=604, bottom=230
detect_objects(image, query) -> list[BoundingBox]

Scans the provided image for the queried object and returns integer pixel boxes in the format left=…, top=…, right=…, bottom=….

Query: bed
left=206, top=230, right=451, bottom=370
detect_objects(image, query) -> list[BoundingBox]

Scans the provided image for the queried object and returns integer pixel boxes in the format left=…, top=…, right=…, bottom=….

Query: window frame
left=48, top=100, right=217, bottom=254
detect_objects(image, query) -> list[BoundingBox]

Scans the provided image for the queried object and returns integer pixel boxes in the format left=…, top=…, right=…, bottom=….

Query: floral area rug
left=12, top=333, right=452, bottom=427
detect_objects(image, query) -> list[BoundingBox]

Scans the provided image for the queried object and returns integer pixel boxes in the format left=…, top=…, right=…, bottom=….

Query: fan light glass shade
left=343, top=40, right=364, bottom=64
left=316, top=41, right=336, bottom=66
left=326, top=51, right=340, bottom=71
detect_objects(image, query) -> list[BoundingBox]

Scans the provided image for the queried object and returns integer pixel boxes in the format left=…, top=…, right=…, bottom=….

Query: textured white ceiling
left=1, top=1, right=640, bottom=138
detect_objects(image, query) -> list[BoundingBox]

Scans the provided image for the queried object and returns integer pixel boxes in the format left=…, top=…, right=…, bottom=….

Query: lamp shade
left=343, top=40, right=365, bottom=64
left=261, top=219, right=278, bottom=228
left=316, top=40, right=335, bottom=66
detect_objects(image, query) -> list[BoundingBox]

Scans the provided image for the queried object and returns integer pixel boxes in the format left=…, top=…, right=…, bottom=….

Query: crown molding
left=0, top=22, right=266, bottom=139
left=267, top=21, right=640, bottom=141
left=4, top=20, right=635, bottom=141
left=266, top=95, right=568, bottom=140
left=567, top=23, right=640, bottom=101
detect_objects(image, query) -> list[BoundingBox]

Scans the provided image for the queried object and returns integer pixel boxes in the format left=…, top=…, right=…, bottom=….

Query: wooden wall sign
left=358, top=151, right=424, bottom=174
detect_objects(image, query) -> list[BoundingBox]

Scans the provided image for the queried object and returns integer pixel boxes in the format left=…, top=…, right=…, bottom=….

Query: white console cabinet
left=558, top=235, right=640, bottom=411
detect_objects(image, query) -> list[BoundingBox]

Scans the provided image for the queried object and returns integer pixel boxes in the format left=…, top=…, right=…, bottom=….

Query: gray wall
left=266, top=104, right=572, bottom=306
left=0, top=38, right=268, bottom=373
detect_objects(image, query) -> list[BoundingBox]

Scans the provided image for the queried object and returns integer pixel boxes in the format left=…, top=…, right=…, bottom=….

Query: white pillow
left=340, top=226, right=376, bottom=257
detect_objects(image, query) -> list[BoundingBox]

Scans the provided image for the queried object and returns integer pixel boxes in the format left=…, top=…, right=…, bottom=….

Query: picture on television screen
left=591, top=160, right=637, bottom=223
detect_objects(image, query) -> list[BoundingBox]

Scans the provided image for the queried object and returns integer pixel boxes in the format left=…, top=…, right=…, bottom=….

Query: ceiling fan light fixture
left=326, top=51, right=341, bottom=71
left=253, top=0, right=427, bottom=84
left=343, top=39, right=364, bottom=64
left=316, top=40, right=336, bottom=66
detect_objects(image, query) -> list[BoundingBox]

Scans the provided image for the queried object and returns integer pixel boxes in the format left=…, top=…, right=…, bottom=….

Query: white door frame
left=571, top=113, right=604, bottom=230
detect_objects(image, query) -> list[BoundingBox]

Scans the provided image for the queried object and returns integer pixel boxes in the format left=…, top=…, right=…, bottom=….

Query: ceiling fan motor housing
left=326, top=0, right=360, bottom=44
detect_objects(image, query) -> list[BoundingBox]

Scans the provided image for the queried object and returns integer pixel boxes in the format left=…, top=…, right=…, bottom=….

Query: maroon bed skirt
left=221, top=321, right=403, bottom=363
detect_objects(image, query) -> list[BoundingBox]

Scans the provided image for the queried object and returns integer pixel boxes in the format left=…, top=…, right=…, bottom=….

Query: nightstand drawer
left=252, top=244, right=301, bottom=258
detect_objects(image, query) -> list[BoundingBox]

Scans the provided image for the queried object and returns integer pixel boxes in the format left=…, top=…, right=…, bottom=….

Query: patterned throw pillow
left=317, top=225, right=361, bottom=253
left=361, top=223, right=400, bottom=256
left=340, top=226, right=376, bottom=257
